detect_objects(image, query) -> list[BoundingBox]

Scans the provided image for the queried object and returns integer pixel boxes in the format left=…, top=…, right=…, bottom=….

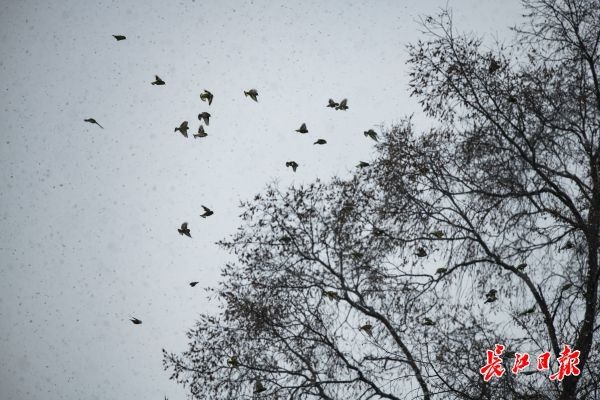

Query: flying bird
left=194, top=125, right=207, bottom=138
left=129, top=317, right=142, bottom=325
left=198, top=112, right=210, bottom=125
left=335, top=98, right=348, bottom=110
left=364, top=129, right=378, bottom=141
left=189, top=282, right=199, bottom=287
left=314, top=139, right=327, bottom=145
left=244, top=89, right=258, bottom=102
left=286, top=161, right=298, bottom=172
left=327, top=99, right=339, bottom=108
left=112, top=35, right=126, bottom=41
left=178, top=222, right=191, bottom=238
left=295, top=123, right=308, bottom=134
left=200, top=206, right=214, bottom=218
left=151, top=75, right=165, bottom=85
left=357, top=161, right=370, bottom=168
left=174, top=121, right=189, bottom=137
left=200, top=90, right=213, bottom=105
left=84, top=118, right=104, bottom=129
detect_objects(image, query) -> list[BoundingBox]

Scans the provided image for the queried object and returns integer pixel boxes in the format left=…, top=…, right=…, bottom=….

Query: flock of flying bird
left=81, top=36, right=579, bottom=397
left=81, top=34, right=382, bottom=330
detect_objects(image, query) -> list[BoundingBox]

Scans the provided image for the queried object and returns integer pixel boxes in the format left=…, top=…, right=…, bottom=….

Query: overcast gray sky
left=0, top=0, right=522, bottom=399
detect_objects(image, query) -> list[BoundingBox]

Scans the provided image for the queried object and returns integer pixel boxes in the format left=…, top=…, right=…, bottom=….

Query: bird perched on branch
left=484, top=289, right=497, bottom=303
left=254, top=380, right=266, bottom=394
left=84, top=118, right=104, bottom=129
left=488, top=58, right=501, bottom=74
left=359, top=323, right=373, bottom=336
left=244, top=89, right=258, bottom=102
left=415, top=248, right=427, bottom=258
left=357, top=161, right=370, bottom=168
left=151, top=75, right=165, bottom=85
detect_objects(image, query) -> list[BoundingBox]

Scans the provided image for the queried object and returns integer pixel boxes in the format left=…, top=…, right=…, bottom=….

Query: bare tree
left=163, top=1, right=600, bottom=399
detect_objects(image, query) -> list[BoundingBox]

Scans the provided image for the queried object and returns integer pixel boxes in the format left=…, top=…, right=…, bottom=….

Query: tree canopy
left=163, top=1, right=600, bottom=398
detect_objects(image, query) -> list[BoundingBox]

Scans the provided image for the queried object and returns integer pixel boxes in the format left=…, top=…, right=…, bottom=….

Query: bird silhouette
left=174, top=121, right=189, bottom=137
left=197, top=112, right=210, bottom=125
left=322, top=290, right=339, bottom=300
left=357, top=161, right=370, bottom=168
left=364, top=129, right=378, bottom=141
left=314, top=139, right=327, bottom=145
left=151, top=75, right=165, bottom=85
left=359, top=323, right=373, bottom=336
left=200, top=206, right=214, bottom=218
left=194, top=125, right=207, bottom=138
left=518, top=306, right=536, bottom=316
left=430, top=230, right=444, bottom=238
left=178, top=222, right=191, bottom=238
left=350, top=251, right=364, bottom=259
left=189, top=282, right=199, bottom=287
left=254, top=380, right=266, bottom=394
left=488, top=58, right=501, bottom=74
left=244, top=89, right=258, bottom=102
left=295, top=123, right=308, bottom=134
left=415, top=248, right=427, bottom=258
left=422, top=317, right=435, bottom=326
left=112, top=35, right=126, bottom=41
left=335, top=98, right=348, bottom=110
left=286, top=161, right=298, bottom=172
left=129, top=317, right=142, bottom=325
left=200, top=90, right=213, bottom=105
left=484, top=289, right=497, bottom=303
left=561, top=283, right=573, bottom=291
left=516, top=263, right=527, bottom=271
left=560, top=240, right=574, bottom=251
left=227, top=356, right=239, bottom=368
left=327, top=99, right=339, bottom=108
left=435, top=267, right=447, bottom=274
left=84, top=118, right=104, bottom=129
